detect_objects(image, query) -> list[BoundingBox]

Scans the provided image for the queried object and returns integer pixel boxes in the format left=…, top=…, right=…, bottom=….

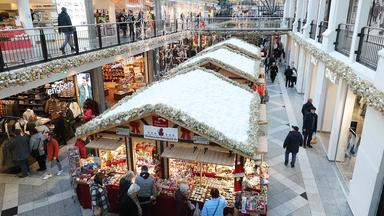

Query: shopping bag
left=310, top=136, right=318, bottom=144
left=193, top=203, right=201, bottom=216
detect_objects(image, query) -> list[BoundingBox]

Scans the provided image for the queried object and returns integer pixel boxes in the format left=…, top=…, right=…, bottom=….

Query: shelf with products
left=98, top=144, right=127, bottom=173
left=133, top=138, right=161, bottom=177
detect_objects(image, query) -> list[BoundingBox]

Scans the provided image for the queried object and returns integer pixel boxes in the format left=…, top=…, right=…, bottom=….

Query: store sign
left=325, top=68, right=339, bottom=84
left=152, top=116, right=168, bottom=127
left=47, top=81, right=74, bottom=95
left=144, top=125, right=178, bottom=142
left=116, top=127, right=130, bottom=136
left=193, top=135, right=209, bottom=145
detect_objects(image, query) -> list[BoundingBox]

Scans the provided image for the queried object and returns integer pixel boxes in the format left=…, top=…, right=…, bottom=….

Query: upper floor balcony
left=0, top=17, right=293, bottom=72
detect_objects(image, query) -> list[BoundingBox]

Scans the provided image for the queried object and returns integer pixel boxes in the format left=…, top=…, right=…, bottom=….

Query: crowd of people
left=90, top=165, right=228, bottom=216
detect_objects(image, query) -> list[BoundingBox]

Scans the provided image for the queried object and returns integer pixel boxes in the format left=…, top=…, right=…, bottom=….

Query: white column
left=303, top=59, right=314, bottom=99
left=293, top=0, right=303, bottom=30
left=303, top=0, right=320, bottom=38
left=315, top=0, right=327, bottom=39
left=321, top=0, right=350, bottom=51
left=327, top=78, right=348, bottom=160
left=313, top=62, right=327, bottom=128
left=348, top=49, right=384, bottom=216
left=283, top=0, right=290, bottom=18
left=17, top=0, right=33, bottom=29
left=109, top=1, right=116, bottom=23
left=296, top=49, right=307, bottom=93
left=349, top=0, right=374, bottom=62
left=289, top=0, right=296, bottom=18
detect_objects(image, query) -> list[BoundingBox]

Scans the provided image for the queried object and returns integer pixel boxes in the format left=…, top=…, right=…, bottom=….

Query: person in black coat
left=117, top=11, right=128, bottom=37
left=283, top=126, right=303, bottom=167
left=58, top=7, right=75, bottom=54
left=9, top=129, right=30, bottom=177
left=284, top=66, right=293, bottom=88
left=119, top=171, right=141, bottom=216
left=303, top=107, right=318, bottom=148
left=301, top=98, right=313, bottom=121
left=270, top=62, right=278, bottom=83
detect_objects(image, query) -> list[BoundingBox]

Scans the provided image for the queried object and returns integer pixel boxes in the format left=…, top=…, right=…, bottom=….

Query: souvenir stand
left=75, top=67, right=269, bottom=215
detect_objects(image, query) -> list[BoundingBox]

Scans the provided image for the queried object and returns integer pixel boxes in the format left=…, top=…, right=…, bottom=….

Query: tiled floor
left=0, top=71, right=354, bottom=216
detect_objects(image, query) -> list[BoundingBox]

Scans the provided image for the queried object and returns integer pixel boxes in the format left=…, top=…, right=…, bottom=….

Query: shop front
left=74, top=67, right=268, bottom=215
left=102, top=54, right=148, bottom=107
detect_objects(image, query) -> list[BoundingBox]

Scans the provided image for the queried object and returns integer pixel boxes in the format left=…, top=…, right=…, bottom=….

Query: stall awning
left=86, top=138, right=124, bottom=150
left=161, top=146, right=201, bottom=161
left=161, top=146, right=234, bottom=166
left=197, top=149, right=235, bottom=166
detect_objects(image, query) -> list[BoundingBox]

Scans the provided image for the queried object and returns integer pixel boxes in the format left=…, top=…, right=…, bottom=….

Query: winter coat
left=135, top=172, right=156, bottom=203
left=284, top=68, right=293, bottom=78
left=58, top=11, right=73, bottom=33
left=74, top=138, right=87, bottom=159
left=29, top=132, right=45, bottom=156
left=175, top=190, right=190, bottom=216
left=119, top=180, right=142, bottom=216
left=270, top=65, right=278, bottom=74
left=283, top=131, right=303, bottom=153
left=46, top=138, right=59, bottom=161
left=303, top=112, right=318, bottom=134
left=117, top=13, right=128, bottom=29
left=301, top=102, right=313, bottom=116
left=10, top=135, right=30, bottom=161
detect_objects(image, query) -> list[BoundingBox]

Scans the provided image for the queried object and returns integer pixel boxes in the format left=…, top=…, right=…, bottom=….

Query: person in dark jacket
left=119, top=171, right=142, bottom=216
left=270, top=62, right=278, bottom=83
left=284, top=66, right=293, bottom=88
left=29, top=127, right=46, bottom=171
left=283, top=126, right=303, bottom=167
left=52, top=112, right=67, bottom=146
left=9, top=129, right=30, bottom=178
left=117, top=11, right=128, bottom=37
left=175, top=184, right=191, bottom=216
left=127, top=10, right=135, bottom=41
left=58, top=7, right=75, bottom=54
left=301, top=98, right=313, bottom=121
left=135, top=166, right=156, bottom=216
left=303, top=107, right=318, bottom=148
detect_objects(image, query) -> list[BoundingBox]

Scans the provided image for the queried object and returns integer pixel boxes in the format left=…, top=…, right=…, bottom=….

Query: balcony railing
left=317, top=21, right=328, bottom=43
left=0, top=17, right=293, bottom=71
left=335, top=23, right=354, bottom=57
left=309, top=20, right=317, bottom=40
left=301, top=19, right=307, bottom=33
left=355, top=27, right=384, bottom=70
left=297, top=19, right=301, bottom=32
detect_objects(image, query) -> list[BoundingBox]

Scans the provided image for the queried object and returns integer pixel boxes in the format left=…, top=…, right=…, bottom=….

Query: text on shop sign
left=144, top=125, right=178, bottom=142
left=47, top=81, right=74, bottom=95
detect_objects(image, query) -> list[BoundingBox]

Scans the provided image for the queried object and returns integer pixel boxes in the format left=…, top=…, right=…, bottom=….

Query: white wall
left=321, top=80, right=337, bottom=132
left=309, top=64, right=318, bottom=99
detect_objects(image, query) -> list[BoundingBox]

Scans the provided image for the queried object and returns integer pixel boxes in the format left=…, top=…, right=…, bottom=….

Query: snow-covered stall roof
left=175, top=46, right=260, bottom=83
left=202, top=38, right=261, bottom=59
left=76, top=67, right=267, bottom=157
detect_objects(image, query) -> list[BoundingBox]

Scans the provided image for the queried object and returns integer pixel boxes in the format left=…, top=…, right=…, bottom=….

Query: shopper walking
left=303, top=107, right=318, bottom=148
left=284, top=66, right=293, bottom=88
left=58, top=7, right=75, bottom=54
left=29, top=127, right=46, bottom=171
left=291, top=65, right=297, bottom=87
left=52, top=112, right=67, bottom=146
left=91, top=172, right=110, bottom=216
left=283, top=126, right=303, bottom=167
left=117, top=11, right=128, bottom=37
left=270, top=62, right=278, bottom=83
left=119, top=170, right=142, bottom=216
left=127, top=10, right=135, bottom=41
left=301, top=98, right=313, bottom=121
left=9, top=129, right=30, bottom=178
left=175, top=184, right=193, bottom=216
left=135, top=165, right=156, bottom=216
left=202, top=188, right=227, bottom=216
left=43, top=131, right=63, bottom=179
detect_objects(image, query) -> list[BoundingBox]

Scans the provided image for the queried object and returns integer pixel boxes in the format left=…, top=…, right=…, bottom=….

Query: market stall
left=171, top=46, right=264, bottom=88
left=75, top=67, right=268, bottom=215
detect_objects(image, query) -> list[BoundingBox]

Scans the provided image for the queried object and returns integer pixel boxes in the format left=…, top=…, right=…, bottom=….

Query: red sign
left=152, top=116, right=168, bottom=127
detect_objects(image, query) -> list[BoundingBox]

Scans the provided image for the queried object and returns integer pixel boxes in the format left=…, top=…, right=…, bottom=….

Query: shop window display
left=102, top=55, right=146, bottom=106
left=98, top=145, right=127, bottom=173
left=133, top=138, right=161, bottom=177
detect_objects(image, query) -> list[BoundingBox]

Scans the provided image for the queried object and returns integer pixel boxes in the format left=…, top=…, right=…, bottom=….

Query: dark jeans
left=303, top=132, right=313, bottom=147
left=290, top=77, right=297, bottom=87
left=285, top=76, right=291, bottom=87
left=18, top=159, right=29, bottom=176
left=36, top=155, right=47, bottom=170
left=129, top=25, right=135, bottom=41
left=285, top=150, right=297, bottom=165
left=140, top=203, right=152, bottom=216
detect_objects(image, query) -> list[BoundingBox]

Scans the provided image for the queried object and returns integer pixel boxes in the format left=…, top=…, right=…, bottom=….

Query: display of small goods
left=134, top=140, right=161, bottom=176
left=99, top=145, right=127, bottom=171
left=236, top=187, right=268, bottom=214
left=191, top=163, right=234, bottom=178
left=103, top=172, right=125, bottom=186
left=189, top=185, right=208, bottom=203
left=68, top=147, right=81, bottom=177
left=76, top=157, right=99, bottom=183
left=156, top=178, right=193, bottom=197
left=169, top=159, right=196, bottom=181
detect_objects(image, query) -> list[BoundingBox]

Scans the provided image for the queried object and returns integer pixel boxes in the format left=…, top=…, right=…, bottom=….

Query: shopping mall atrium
left=0, top=0, right=383, bottom=215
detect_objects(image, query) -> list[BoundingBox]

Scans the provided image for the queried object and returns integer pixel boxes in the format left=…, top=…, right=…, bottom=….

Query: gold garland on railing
left=289, top=32, right=384, bottom=114
left=0, top=31, right=192, bottom=89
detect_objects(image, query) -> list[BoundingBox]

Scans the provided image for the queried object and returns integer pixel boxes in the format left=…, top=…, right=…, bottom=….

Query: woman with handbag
left=29, top=127, right=46, bottom=171
left=202, top=188, right=227, bottom=216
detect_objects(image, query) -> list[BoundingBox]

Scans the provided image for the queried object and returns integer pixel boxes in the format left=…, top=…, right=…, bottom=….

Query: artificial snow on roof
left=99, top=69, right=252, bottom=143
left=203, top=38, right=261, bottom=58
left=179, top=47, right=258, bottom=79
